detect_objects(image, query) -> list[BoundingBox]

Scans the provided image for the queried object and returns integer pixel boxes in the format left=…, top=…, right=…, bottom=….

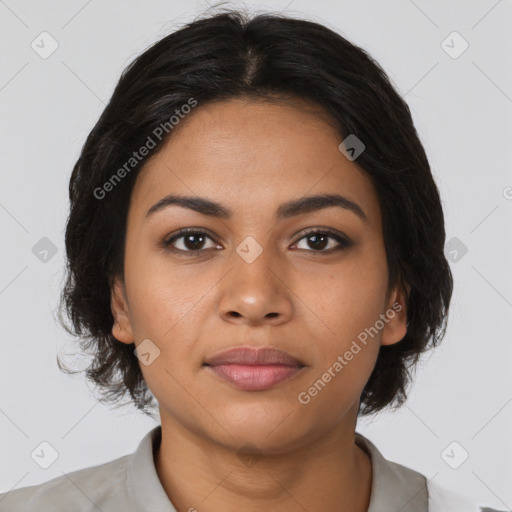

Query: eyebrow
left=145, top=193, right=367, bottom=222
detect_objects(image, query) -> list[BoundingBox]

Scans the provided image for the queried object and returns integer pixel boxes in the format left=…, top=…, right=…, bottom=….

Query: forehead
left=129, top=98, right=381, bottom=226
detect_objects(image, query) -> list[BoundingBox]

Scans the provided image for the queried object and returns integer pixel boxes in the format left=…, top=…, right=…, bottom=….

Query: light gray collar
left=126, top=426, right=428, bottom=512
left=356, top=432, right=428, bottom=512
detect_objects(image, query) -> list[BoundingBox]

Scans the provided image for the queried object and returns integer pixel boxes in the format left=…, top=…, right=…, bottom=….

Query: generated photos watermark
left=297, top=301, right=403, bottom=405
left=93, top=97, right=198, bottom=200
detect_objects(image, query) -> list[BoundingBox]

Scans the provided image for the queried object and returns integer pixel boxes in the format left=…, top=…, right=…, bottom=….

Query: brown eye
left=163, top=229, right=219, bottom=253
left=293, top=229, right=352, bottom=253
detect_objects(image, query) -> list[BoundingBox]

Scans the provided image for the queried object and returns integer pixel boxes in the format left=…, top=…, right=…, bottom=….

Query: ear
left=110, top=276, right=134, bottom=344
left=380, top=280, right=409, bottom=347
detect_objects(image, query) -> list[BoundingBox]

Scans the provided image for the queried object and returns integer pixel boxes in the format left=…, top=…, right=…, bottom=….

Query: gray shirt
left=0, top=426, right=502, bottom=511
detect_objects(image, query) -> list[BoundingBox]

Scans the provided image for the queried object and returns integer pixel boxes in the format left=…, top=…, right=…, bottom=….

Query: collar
left=126, top=425, right=173, bottom=511
left=126, top=426, right=428, bottom=512
left=355, top=432, right=428, bottom=511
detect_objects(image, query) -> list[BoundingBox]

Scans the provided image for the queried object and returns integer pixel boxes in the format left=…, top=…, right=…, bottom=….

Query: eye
left=162, top=228, right=220, bottom=253
left=292, top=229, right=352, bottom=253
left=162, top=227, right=352, bottom=255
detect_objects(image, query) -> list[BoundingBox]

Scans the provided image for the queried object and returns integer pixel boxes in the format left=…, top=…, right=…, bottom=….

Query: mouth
left=204, top=364, right=305, bottom=391
left=203, top=346, right=306, bottom=391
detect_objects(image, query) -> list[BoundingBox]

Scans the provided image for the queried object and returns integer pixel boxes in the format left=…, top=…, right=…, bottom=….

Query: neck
left=154, top=411, right=372, bottom=512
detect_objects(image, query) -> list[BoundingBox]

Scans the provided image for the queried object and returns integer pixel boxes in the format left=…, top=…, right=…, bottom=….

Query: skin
left=110, top=97, right=408, bottom=512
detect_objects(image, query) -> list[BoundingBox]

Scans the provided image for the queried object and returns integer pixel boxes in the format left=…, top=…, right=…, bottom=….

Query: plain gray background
left=1, top=0, right=511, bottom=509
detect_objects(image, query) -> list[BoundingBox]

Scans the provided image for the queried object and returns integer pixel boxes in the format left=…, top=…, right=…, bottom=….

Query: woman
left=0, top=8, right=502, bottom=512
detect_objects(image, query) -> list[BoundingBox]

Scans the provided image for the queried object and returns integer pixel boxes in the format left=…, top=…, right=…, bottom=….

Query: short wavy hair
left=57, top=7, right=453, bottom=417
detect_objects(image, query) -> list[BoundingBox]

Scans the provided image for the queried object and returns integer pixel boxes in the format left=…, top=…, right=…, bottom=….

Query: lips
left=203, top=346, right=305, bottom=367
left=203, top=346, right=306, bottom=391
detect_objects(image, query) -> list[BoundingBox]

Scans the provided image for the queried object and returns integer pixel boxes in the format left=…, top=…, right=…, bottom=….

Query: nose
left=217, top=248, right=294, bottom=326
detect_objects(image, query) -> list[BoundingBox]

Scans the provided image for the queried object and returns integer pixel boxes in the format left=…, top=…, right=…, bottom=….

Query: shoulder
left=355, top=432, right=505, bottom=512
left=428, top=479, right=507, bottom=512
left=0, top=453, right=131, bottom=512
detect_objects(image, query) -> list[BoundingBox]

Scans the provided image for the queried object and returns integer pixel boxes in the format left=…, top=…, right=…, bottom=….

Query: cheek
left=124, top=249, right=212, bottom=377
left=297, top=254, right=387, bottom=348
left=292, top=248, right=388, bottom=405
left=126, top=263, right=205, bottom=404
left=124, top=242, right=195, bottom=337
left=295, top=270, right=384, bottom=420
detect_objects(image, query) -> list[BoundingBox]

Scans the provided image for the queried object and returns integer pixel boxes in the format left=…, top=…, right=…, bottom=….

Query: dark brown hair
left=57, top=7, right=453, bottom=417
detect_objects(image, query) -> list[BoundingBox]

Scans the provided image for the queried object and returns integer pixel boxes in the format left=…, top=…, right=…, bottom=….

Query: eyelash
left=161, top=227, right=352, bottom=255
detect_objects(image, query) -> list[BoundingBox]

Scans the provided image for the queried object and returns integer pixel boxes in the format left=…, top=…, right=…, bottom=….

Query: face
left=111, top=97, right=408, bottom=453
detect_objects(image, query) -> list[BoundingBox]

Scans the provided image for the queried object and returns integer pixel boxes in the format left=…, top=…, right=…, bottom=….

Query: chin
left=210, top=412, right=311, bottom=455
